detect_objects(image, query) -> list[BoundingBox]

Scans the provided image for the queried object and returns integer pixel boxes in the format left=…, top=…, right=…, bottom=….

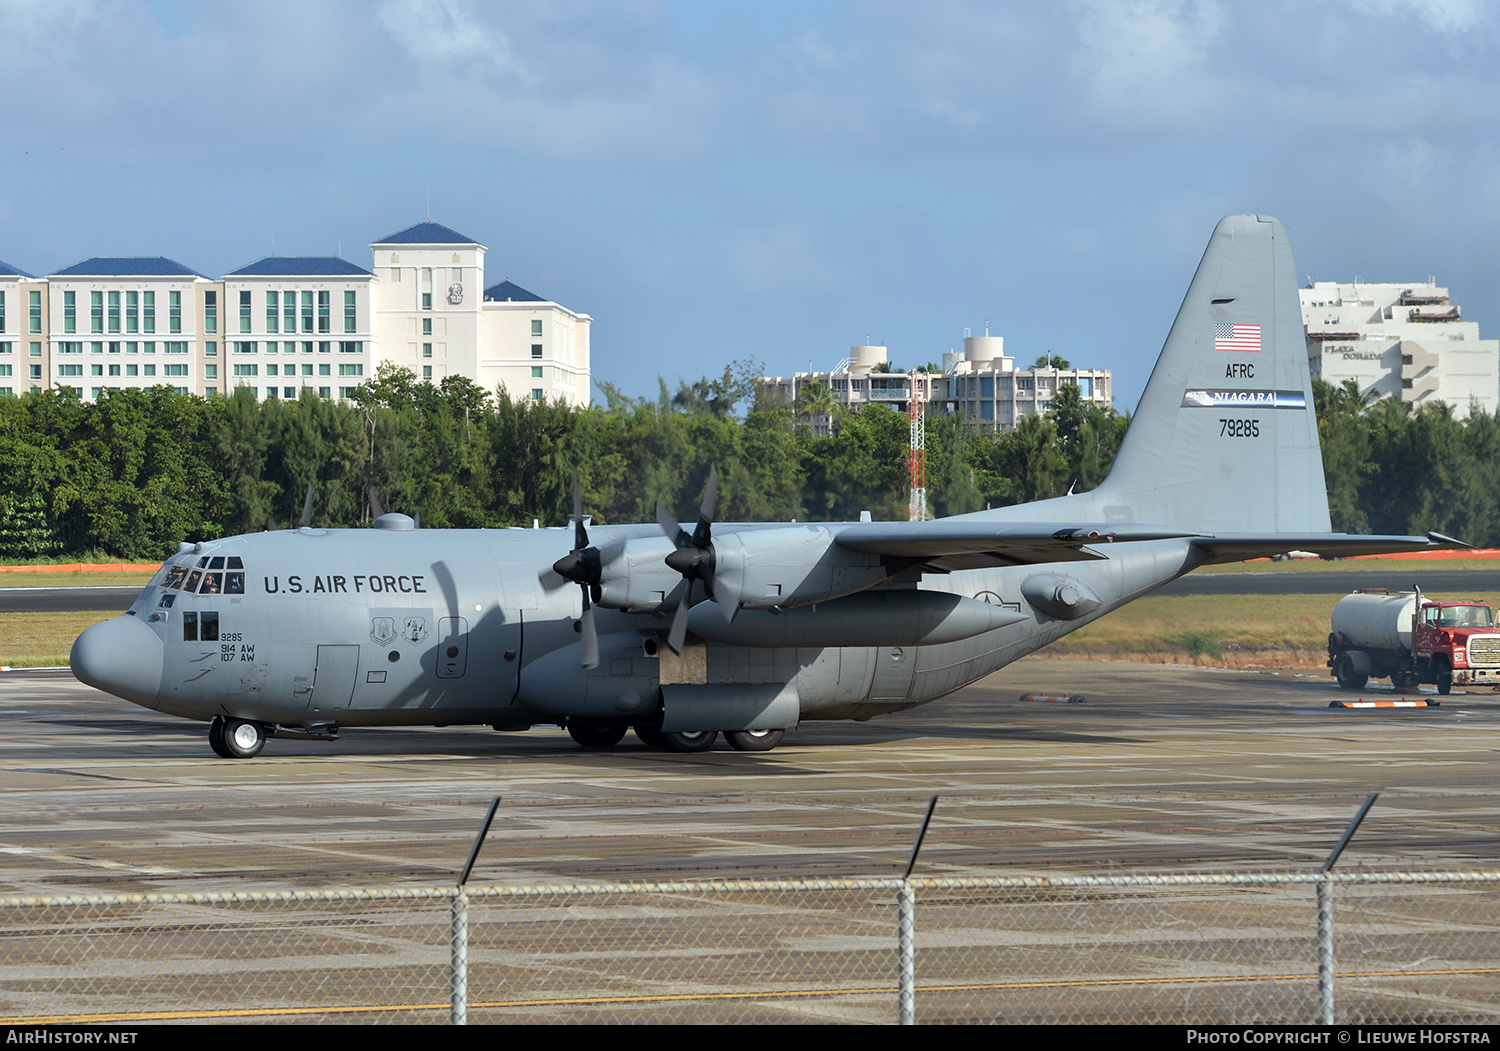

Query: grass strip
left=0, top=612, right=120, bottom=668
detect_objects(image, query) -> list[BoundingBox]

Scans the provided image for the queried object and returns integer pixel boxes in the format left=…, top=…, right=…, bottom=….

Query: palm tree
left=795, top=378, right=837, bottom=434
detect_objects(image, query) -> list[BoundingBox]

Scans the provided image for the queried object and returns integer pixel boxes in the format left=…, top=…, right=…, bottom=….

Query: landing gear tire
left=567, top=721, right=628, bottom=749
left=633, top=724, right=667, bottom=748
left=725, top=729, right=784, bottom=752
left=208, top=716, right=231, bottom=758
left=1334, top=656, right=1368, bottom=691
left=220, top=718, right=267, bottom=759
left=1437, top=666, right=1453, bottom=695
left=661, top=730, right=717, bottom=753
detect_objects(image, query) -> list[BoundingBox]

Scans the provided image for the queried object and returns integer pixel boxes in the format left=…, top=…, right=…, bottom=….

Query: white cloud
left=1066, top=0, right=1228, bottom=123
left=375, top=0, right=533, bottom=84
left=1343, top=0, right=1491, bottom=34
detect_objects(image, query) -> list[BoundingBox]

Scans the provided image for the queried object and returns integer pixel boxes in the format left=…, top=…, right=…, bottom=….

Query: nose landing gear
left=208, top=716, right=268, bottom=759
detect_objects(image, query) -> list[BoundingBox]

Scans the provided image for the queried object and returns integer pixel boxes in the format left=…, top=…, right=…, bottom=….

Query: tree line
left=0, top=365, right=1490, bottom=560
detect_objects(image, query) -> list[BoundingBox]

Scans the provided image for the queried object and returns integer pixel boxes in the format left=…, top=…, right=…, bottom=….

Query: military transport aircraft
left=71, top=215, right=1458, bottom=758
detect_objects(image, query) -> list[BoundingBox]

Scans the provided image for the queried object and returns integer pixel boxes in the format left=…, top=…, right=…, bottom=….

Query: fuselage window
left=185, top=570, right=203, bottom=592
left=183, top=612, right=198, bottom=642
left=225, top=572, right=245, bottom=595
left=158, top=593, right=175, bottom=608
left=200, top=611, right=220, bottom=641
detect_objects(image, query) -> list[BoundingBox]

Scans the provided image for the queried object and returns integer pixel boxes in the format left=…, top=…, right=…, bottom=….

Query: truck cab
left=1415, top=601, right=1500, bottom=690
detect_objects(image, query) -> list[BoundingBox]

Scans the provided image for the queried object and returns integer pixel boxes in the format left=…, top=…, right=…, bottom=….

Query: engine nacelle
left=597, top=525, right=888, bottom=614
left=1020, top=573, right=1101, bottom=621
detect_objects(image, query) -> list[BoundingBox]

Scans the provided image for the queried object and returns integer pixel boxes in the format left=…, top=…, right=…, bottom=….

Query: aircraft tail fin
left=1086, top=214, right=1330, bottom=535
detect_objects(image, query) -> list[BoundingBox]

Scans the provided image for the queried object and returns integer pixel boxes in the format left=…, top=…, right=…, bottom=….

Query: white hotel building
left=0, top=221, right=592, bottom=407
left=1301, top=280, right=1498, bottom=416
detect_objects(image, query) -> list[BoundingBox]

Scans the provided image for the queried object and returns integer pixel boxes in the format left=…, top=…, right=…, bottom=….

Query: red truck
left=1328, top=588, right=1500, bottom=694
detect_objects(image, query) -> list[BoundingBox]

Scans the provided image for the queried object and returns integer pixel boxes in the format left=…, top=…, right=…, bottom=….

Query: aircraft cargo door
left=308, top=645, right=360, bottom=709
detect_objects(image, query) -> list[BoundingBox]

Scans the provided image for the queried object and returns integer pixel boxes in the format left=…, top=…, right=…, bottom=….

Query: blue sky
left=2, top=0, right=1497, bottom=411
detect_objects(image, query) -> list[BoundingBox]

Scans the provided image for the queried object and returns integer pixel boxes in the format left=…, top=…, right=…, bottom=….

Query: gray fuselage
left=98, top=522, right=1204, bottom=729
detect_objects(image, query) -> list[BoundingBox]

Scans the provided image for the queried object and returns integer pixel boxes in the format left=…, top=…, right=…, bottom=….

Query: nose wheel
left=208, top=716, right=267, bottom=759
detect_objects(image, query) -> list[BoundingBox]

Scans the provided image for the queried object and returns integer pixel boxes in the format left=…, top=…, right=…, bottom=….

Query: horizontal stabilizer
left=1191, top=531, right=1469, bottom=565
left=835, top=521, right=1203, bottom=570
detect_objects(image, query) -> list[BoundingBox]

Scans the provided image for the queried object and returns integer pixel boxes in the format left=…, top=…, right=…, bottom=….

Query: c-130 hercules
left=72, top=215, right=1458, bottom=758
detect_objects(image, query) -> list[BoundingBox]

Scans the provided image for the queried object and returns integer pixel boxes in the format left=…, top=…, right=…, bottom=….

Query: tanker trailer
left=1328, top=588, right=1500, bottom=694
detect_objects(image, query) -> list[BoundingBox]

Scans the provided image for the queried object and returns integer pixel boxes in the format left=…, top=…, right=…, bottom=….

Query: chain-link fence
left=0, top=872, right=1495, bottom=1024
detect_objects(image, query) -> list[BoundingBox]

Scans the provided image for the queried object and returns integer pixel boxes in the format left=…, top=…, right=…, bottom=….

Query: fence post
left=1315, top=791, right=1377, bottom=1026
left=898, top=796, right=937, bottom=1026
left=451, top=795, right=500, bottom=1025
left=1316, top=875, right=1333, bottom=1025
left=898, top=881, right=916, bottom=1025
left=452, top=887, right=469, bottom=1025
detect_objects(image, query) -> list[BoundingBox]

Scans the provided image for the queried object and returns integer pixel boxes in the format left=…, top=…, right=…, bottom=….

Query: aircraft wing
left=1189, top=531, right=1469, bottom=565
left=832, top=520, right=1204, bottom=571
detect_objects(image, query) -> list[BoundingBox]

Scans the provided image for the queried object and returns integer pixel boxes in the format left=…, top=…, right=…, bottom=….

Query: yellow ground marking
left=9, top=966, right=1498, bottom=1023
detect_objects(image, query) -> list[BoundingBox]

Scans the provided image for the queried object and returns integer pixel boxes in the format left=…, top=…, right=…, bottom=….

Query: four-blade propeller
left=545, top=467, right=727, bottom=665
left=656, top=466, right=730, bottom=655
left=548, top=473, right=622, bottom=669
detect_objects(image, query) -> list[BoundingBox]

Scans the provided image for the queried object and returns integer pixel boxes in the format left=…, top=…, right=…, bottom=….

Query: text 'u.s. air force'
left=262, top=574, right=428, bottom=595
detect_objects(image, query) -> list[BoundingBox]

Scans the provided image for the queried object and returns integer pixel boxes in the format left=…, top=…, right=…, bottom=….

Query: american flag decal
left=1215, top=322, right=1261, bottom=352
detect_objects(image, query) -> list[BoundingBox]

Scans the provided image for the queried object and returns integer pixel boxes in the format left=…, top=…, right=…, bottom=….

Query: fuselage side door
left=437, top=617, right=469, bottom=678
left=309, top=645, right=360, bottom=709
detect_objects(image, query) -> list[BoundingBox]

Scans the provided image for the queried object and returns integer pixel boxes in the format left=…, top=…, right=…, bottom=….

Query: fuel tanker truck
left=1328, top=588, right=1500, bottom=694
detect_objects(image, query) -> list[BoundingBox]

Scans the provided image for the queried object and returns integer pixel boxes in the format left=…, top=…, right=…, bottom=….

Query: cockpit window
left=227, top=556, right=244, bottom=570
left=183, top=611, right=219, bottom=642
left=208, top=556, right=224, bottom=570
left=158, top=593, right=175, bottom=608
left=162, top=566, right=188, bottom=590
left=226, top=572, right=245, bottom=595
left=201, top=572, right=222, bottom=595
left=196, top=557, right=209, bottom=569
left=184, top=569, right=203, bottom=592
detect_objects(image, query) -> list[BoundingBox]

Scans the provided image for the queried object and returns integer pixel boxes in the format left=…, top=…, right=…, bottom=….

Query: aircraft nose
left=71, top=616, right=164, bottom=709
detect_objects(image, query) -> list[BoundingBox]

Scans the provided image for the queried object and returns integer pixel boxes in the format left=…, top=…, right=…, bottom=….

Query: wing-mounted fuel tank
left=686, top=589, right=1026, bottom=647
left=1020, top=574, right=1102, bottom=621
left=596, top=525, right=889, bottom=615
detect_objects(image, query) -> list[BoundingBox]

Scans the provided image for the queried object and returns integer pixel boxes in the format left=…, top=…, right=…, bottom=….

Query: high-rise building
left=760, top=334, right=1112, bottom=435
left=1301, top=280, right=1497, bottom=416
left=0, top=221, right=592, bottom=407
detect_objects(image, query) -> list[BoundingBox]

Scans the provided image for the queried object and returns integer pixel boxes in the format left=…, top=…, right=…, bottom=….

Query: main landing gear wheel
left=661, top=730, right=717, bottom=753
left=1334, top=655, right=1368, bottom=691
left=567, top=721, right=628, bottom=749
left=208, top=716, right=231, bottom=758
left=633, top=724, right=667, bottom=748
left=725, top=729, right=784, bottom=752
left=220, top=718, right=267, bottom=759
